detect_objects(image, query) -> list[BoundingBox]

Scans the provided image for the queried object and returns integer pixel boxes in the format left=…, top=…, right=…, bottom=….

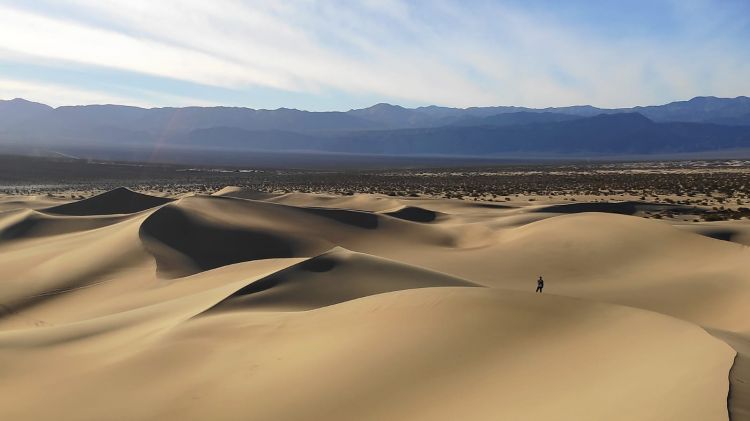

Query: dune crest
left=139, top=202, right=327, bottom=276
left=205, top=247, right=477, bottom=313
left=382, top=205, right=441, bottom=222
left=0, top=208, right=132, bottom=242
left=211, top=186, right=281, bottom=200
left=45, top=187, right=173, bottom=216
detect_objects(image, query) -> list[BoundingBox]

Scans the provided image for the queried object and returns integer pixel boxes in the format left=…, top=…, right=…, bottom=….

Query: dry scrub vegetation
left=2, top=155, right=749, bottom=222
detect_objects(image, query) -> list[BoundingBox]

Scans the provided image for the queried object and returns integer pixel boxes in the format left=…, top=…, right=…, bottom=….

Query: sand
left=0, top=187, right=747, bottom=420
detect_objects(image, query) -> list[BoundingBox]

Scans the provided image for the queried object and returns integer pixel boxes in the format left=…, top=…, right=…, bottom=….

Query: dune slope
left=208, top=247, right=477, bottom=312
left=0, top=288, right=734, bottom=421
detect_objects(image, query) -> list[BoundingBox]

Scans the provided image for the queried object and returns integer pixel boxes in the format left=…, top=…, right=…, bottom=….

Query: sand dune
left=531, top=200, right=692, bottom=216
left=0, top=194, right=69, bottom=212
left=207, top=247, right=476, bottom=312
left=0, top=208, right=131, bottom=241
left=0, top=214, right=153, bottom=325
left=138, top=195, right=462, bottom=276
left=0, top=188, right=748, bottom=420
left=266, top=191, right=407, bottom=212
left=382, top=205, right=442, bottom=222
left=45, top=187, right=173, bottom=215
left=0, top=288, right=733, bottom=421
left=675, top=220, right=750, bottom=246
left=212, top=185, right=281, bottom=201
left=139, top=201, right=330, bottom=276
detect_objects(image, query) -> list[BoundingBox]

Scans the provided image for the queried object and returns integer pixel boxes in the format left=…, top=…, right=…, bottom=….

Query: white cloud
left=0, top=5, right=294, bottom=90
left=0, top=78, right=149, bottom=106
left=0, top=77, right=218, bottom=108
left=0, top=0, right=748, bottom=108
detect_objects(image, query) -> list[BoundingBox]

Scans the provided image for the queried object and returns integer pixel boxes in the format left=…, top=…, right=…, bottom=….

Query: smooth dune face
left=0, top=195, right=69, bottom=212
left=0, top=187, right=747, bottom=420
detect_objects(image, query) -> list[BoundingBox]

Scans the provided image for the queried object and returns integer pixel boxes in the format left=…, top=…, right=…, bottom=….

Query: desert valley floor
left=0, top=186, right=748, bottom=420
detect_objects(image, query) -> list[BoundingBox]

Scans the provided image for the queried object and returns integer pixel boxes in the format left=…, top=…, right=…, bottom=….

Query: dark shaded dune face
left=204, top=248, right=477, bottom=313
left=384, top=206, right=439, bottom=223
left=0, top=217, right=36, bottom=241
left=185, top=195, right=382, bottom=231
left=535, top=202, right=639, bottom=215
left=295, top=207, right=379, bottom=229
left=534, top=201, right=691, bottom=215
left=699, top=229, right=737, bottom=242
left=139, top=204, right=329, bottom=275
left=683, top=226, right=750, bottom=245
left=296, top=254, right=338, bottom=272
left=181, top=195, right=456, bottom=242
left=45, top=187, right=173, bottom=216
left=473, top=203, right=514, bottom=210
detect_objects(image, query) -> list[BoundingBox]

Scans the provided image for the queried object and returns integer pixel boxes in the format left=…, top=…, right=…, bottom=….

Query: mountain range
left=1, top=96, right=750, bottom=163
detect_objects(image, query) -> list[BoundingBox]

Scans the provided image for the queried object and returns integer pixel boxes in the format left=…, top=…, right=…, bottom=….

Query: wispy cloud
left=0, top=78, right=149, bottom=106
left=0, top=0, right=748, bottom=109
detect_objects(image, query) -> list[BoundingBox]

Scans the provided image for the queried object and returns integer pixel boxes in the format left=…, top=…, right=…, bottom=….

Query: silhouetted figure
left=536, top=276, right=544, bottom=293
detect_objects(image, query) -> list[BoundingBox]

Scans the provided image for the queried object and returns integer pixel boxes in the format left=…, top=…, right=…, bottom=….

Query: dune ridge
left=0, top=187, right=747, bottom=420
left=532, top=200, right=694, bottom=216
left=675, top=220, right=750, bottom=246
left=0, top=208, right=132, bottom=242
left=44, top=187, right=173, bottom=216
left=205, top=247, right=478, bottom=313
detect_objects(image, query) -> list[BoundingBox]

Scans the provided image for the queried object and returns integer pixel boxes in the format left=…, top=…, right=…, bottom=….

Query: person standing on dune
left=536, top=276, right=544, bottom=293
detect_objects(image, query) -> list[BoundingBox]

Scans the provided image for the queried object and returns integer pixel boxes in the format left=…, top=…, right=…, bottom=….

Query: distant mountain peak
left=1, top=97, right=53, bottom=109
left=366, top=103, right=406, bottom=111
left=687, top=96, right=723, bottom=103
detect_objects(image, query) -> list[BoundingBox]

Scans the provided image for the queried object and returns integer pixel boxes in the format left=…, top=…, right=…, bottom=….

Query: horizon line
left=2, top=95, right=749, bottom=113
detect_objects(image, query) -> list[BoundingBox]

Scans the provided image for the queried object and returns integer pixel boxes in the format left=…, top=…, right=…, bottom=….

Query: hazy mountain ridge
left=348, top=96, right=750, bottom=128
left=2, top=96, right=750, bottom=160
left=172, top=112, right=750, bottom=156
left=447, top=111, right=582, bottom=127
left=629, top=96, right=750, bottom=125
left=2, top=95, right=749, bottom=134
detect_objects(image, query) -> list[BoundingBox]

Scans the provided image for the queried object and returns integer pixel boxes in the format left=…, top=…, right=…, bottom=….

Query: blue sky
left=0, top=0, right=748, bottom=110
